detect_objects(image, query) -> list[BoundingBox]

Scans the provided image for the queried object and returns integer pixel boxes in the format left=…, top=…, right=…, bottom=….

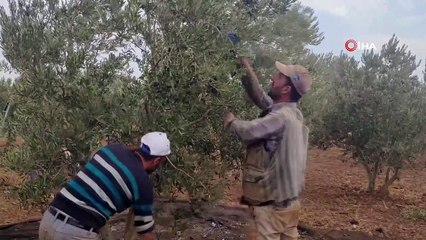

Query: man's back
left=50, top=143, right=154, bottom=232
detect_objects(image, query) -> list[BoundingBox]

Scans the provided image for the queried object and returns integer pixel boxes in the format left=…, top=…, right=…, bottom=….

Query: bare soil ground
left=1, top=146, right=425, bottom=239
left=301, top=148, right=426, bottom=240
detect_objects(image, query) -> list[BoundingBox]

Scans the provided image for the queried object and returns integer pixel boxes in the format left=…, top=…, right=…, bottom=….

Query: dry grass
left=401, top=208, right=426, bottom=222
left=0, top=168, right=40, bottom=225
left=0, top=168, right=25, bottom=187
left=0, top=138, right=40, bottom=225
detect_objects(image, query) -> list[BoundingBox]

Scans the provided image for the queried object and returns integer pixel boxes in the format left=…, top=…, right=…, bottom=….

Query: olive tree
left=131, top=0, right=324, bottom=200
left=0, top=0, right=147, bottom=206
left=319, top=35, right=426, bottom=194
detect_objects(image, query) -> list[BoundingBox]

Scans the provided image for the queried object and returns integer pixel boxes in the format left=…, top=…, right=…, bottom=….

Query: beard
left=268, top=88, right=280, bottom=100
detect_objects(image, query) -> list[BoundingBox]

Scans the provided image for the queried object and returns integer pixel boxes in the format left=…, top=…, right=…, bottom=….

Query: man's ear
left=153, top=157, right=162, bottom=164
left=281, top=85, right=291, bottom=94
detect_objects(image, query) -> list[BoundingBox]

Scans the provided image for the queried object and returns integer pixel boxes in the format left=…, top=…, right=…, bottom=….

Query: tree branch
left=181, top=108, right=213, bottom=128
left=388, top=167, right=400, bottom=184
left=384, top=166, right=391, bottom=183
left=379, top=167, right=401, bottom=195
left=361, top=162, right=371, bottom=176
left=373, top=161, right=380, bottom=177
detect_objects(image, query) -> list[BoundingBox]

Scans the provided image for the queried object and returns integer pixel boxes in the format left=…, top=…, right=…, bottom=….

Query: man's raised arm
left=240, top=57, right=273, bottom=110
left=224, top=111, right=285, bottom=144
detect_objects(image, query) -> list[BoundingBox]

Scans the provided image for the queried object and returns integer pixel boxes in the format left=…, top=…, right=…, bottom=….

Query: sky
left=0, top=0, right=425, bottom=79
left=300, top=0, right=426, bottom=78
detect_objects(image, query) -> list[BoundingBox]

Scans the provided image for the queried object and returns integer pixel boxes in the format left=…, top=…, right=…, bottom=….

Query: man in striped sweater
left=39, top=132, right=171, bottom=240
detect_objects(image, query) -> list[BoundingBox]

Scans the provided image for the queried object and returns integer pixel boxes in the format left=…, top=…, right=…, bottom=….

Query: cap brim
left=157, top=151, right=171, bottom=157
left=275, top=61, right=310, bottom=95
left=275, top=61, right=296, bottom=78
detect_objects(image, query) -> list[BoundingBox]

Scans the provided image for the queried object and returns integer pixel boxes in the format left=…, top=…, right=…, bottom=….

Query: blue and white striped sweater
left=51, top=143, right=154, bottom=233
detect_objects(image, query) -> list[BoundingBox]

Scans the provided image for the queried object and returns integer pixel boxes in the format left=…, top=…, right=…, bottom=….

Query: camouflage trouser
left=248, top=200, right=301, bottom=240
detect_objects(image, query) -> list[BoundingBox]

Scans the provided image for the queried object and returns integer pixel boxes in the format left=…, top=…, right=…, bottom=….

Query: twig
left=302, top=197, right=316, bottom=205
left=206, top=217, right=225, bottom=226
left=181, top=108, right=214, bottom=129
left=355, top=203, right=361, bottom=220
left=166, top=157, right=208, bottom=190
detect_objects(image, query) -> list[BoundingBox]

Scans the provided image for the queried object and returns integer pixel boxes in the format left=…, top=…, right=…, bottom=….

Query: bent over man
left=224, top=58, right=312, bottom=240
left=39, top=132, right=171, bottom=240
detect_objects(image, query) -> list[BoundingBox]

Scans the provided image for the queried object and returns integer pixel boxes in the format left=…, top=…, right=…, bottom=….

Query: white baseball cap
left=140, top=132, right=171, bottom=156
